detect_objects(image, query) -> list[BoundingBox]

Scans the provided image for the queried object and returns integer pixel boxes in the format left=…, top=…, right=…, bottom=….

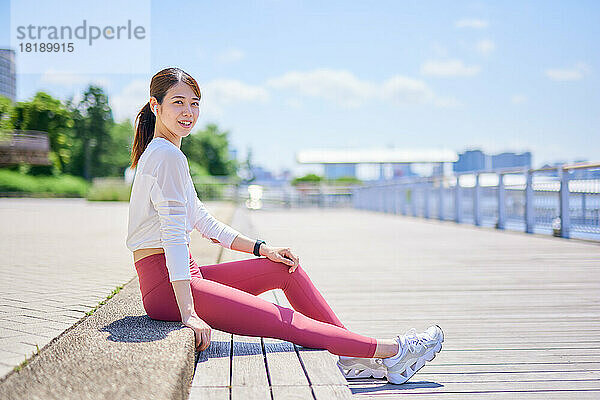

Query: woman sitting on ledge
left=125, top=67, right=444, bottom=385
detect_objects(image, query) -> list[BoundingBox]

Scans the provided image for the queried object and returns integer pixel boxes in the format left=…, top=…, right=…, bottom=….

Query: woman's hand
left=261, top=246, right=300, bottom=273
left=182, top=313, right=212, bottom=351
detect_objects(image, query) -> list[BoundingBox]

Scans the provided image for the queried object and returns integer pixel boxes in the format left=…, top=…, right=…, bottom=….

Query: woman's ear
left=149, top=97, right=159, bottom=116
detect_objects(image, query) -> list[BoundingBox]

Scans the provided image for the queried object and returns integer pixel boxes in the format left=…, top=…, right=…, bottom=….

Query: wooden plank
left=347, top=384, right=600, bottom=399
left=271, top=385, right=313, bottom=399
left=424, top=363, right=600, bottom=372
left=263, top=337, right=309, bottom=386
left=297, top=345, right=349, bottom=386
left=346, top=380, right=600, bottom=393
left=404, top=370, right=600, bottom=382
left=188, top=387, right=229, bottom=400
left=231, top=333, right=269, bottom=388
left=231, top=386, right=271, bottom=399
left=266, top=258, right=352, bottom=398
left=191, top=329, right=231, bottom=388
left=312, top=384, right=355, bottom=399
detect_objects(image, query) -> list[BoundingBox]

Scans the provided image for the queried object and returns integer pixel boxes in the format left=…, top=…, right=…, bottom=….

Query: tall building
left=0, top=49, right=16, bottom=101
left=492, top=152, right=531, bottom=169
left=454, top=149, right=533, bottom=173
left=453, top=149, right=487, bottom=172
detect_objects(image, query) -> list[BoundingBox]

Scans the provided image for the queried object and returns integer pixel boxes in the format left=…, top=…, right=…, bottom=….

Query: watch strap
left=253, top=240, right=266, bottom=257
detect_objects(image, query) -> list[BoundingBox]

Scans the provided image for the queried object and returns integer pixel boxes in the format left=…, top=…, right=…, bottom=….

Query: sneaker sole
left=386, top=326, right=444, bottom=385
left=337, top=362, right=386, bottom=379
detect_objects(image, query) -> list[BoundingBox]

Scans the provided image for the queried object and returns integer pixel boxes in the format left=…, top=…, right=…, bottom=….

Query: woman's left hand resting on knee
left=229, top=234, right=300, bottom=273
left=260, top=245, right=300, bottom=273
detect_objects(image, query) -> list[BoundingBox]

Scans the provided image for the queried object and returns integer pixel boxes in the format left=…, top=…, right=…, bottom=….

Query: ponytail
left=130, top=102, right=155, bottom=169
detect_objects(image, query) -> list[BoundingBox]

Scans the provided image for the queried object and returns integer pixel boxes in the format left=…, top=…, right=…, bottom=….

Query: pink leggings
left=134, top=248, right=377, bottom=358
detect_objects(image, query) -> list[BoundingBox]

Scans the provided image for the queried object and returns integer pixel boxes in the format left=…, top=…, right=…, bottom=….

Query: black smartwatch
left=253, top=240, right=266, bottom=257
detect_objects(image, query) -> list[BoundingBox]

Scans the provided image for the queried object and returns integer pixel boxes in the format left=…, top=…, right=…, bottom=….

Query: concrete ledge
left=0, top=276, right=196, bottom=400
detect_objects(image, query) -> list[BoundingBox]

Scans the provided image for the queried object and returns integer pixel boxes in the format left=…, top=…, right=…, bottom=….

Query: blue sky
left=1, top=0, right=599, bottom=177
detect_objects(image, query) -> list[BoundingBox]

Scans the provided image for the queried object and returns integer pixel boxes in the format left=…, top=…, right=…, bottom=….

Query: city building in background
left=0, top=49, right=16, bottom=101
left=453, top=149, right=532, bottom=173
left=492, top=151, right=532, bottom=170
left=296, top=148, right=458, bottom=181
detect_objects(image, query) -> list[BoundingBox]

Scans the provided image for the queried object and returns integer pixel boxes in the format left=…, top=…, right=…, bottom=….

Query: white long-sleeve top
left=126, top=137, right=241, bottom=281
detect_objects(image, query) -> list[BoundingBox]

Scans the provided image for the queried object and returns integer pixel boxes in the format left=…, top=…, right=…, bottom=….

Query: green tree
left=181, top=123, right=237, bottom=177
left=11, top=92, right=73, bottom=175
left=292, top=173, right=322, bottom=185
left=67, top=85, right=114, bottom=180
left=238, top=145, right=256, bottom=184
left=0, top=95, right=13, bottom=134
left=100, top=119, right=134, bottom=177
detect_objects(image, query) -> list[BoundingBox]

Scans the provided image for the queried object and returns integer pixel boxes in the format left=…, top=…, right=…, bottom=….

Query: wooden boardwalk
left=190, top=206, right=600, bottom=399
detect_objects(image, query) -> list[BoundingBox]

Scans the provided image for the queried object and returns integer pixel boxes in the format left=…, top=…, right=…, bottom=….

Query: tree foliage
left=11, top=92, right=73, bottom=175
left=3, top=87, right=238, bottom=182
left=181, top=123, right=238, bottom=178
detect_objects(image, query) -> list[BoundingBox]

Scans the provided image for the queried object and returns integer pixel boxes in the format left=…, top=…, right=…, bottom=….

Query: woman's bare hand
left=182, top=313, right=212, bottom=351
left=262, top=246, right=300, bottom=273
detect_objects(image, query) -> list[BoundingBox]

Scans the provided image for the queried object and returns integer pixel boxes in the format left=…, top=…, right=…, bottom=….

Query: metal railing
left=352, top=162, right=600, bottom=240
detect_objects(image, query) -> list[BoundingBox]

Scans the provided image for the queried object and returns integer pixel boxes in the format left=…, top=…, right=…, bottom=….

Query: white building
left=296, top=147, right=458, bottom=181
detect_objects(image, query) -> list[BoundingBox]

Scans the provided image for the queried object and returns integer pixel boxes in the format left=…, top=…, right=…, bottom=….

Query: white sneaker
left=337, top=356, right=386, bottom=379
left=382, top=325, right=444, bottom=384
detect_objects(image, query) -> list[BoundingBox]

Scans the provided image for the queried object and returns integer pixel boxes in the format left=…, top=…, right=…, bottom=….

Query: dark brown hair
left=130, top=67, right=202, bottom=169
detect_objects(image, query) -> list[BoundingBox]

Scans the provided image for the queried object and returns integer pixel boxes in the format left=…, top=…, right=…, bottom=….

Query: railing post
left=525, top=169, right=534, bottom=234
left=455, top=175, right=462, bottom=223
left=424, top=180, right=430, bottom=219
left=559, top=167, right=571, bottom=238
left=581, top=192, right=586, bottom=225
left=402, top=185, right=408, bottom=216
left=497, top=173, right=505, bottom=230
left=412, top=183, right=418, bottom=217
left=393, top=184, right=399, bottom=214
left=373, top=186, right=378, bottom=211
left=395, top=184, right=402, bottom=214
left=438, top=176, right=445, bottom=221
left=474, top=173, right=481, bottom=226
left=387, top=184, right=394, bottom=214
left=385, top=184, right=390, bottom=213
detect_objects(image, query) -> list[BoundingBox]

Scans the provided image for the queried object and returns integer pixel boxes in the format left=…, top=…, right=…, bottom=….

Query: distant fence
left=101, top=161, right=600, bottom=241
left=352, top=162, right=600, bottom=240
left=0, top=131, right=52, bottom=166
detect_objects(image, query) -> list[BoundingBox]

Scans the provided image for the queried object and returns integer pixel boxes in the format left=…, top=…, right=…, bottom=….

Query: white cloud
left=110, top=79, right=149, bottom=122
left=266, top=68, right=460, bottom=108
left=476, top=39, right=495, bottom=55
left=420, top=59, right=481, bottom=77
left=511, top=94, right=527, bottom=104
left=216, top=48, right=245, bottom=64
left=200, top=79, right=269, bottom=117
left=454, top=19, right=489, bottom=29
left=202, top=79, right=269, bottom=104
left=40, top=70, right=111, bottom=88
left=545, top=62, right=591, bottom=81
left=266, top=69, right=377, bottom=108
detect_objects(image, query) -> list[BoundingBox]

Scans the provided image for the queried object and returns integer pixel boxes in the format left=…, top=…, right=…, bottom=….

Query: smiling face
left=150, top=81, right=200, bottom=141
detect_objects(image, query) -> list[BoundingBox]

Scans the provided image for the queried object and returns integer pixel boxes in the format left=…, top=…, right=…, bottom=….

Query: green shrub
left=194, top=181, right=225, bottom=200
left=0, top=169, right=89, bottom=197
left=86, top=177, right=132, bottom=201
